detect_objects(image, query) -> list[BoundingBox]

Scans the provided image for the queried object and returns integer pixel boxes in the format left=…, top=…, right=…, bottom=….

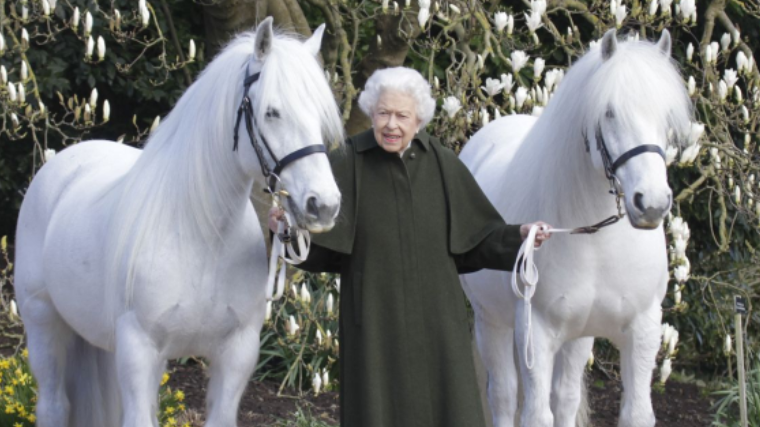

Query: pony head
left=582, top=29, right=691, bottom=229
left=237, top=18, right=343, bottom=232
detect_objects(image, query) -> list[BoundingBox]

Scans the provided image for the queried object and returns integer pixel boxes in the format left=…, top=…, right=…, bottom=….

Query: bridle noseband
left=233, top=69, right=327, bottom=191
left=575, top=123, right=666, bottom=234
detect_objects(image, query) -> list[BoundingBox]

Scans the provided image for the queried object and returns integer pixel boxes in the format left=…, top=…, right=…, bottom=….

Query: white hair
left=358, top=67, right=436, bottom=127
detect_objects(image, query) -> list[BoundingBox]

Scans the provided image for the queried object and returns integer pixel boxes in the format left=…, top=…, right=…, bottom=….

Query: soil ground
left=167, top=359, right=713, bottom=427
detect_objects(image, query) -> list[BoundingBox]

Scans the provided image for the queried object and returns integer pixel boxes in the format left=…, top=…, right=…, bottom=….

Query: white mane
left=498, top=37, right=692, bottom=226
left=105, top=29, right=343, bottom=323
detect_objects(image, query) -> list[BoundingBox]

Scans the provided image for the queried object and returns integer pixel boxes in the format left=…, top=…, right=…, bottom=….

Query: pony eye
left=605, top=108, right=615, bottom=119
left=265, top=108, right=281, bottom=119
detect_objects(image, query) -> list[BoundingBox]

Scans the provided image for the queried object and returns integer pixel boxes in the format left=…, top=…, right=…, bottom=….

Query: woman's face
left=372, top=90, right=421, bottom=154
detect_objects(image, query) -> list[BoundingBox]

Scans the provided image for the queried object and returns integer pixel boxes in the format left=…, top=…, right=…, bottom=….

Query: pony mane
left=104, top=27, right=343, bottom=336
left=499, top=35, right=692, bottom=225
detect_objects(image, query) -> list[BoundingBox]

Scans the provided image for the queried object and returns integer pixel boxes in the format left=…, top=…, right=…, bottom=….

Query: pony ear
left=657, top=29, right=672, bottom=57
left=304, top=24, right=326, bottom=58
left=255, top=17, right=274, bottom=60
left=601, top=29, right=617, bottom=61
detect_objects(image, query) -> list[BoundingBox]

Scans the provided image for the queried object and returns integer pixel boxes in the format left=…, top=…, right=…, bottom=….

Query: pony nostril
left=634, top=192, right=645, bottom=212
left=306, top=197, right=319, bottom=218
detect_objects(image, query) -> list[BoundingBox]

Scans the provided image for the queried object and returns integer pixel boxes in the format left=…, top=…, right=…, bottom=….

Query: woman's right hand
left=268, top=206, right=285, bottom=233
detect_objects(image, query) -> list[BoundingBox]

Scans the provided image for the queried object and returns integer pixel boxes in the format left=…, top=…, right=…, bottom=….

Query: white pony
left=14, top=18, right=343, bottom=427
left=460, top=30, right=691, bottom=427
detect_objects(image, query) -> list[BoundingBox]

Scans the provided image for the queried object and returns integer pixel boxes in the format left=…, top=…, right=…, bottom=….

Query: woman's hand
left=520, top=221, right=553, bottom=248
left=268, top=206, right=285, bottom=233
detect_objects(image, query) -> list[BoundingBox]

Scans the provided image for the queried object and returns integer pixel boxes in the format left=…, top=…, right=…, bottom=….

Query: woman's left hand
left=520, top=221, right=553, bottom=247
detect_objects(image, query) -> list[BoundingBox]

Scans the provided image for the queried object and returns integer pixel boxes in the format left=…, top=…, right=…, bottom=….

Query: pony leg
left=205, top=325, right=261, bottom=427
left=115, top=312, right=165, bottom=427
left=515, top=309, right=557, bottom=427
left=23, top=296, right=74, bottom=427
left=616, top=308, right=661, bottom=427
left=474, top=316, right=519, bottom=427
left=550, top=337, right=594, bottom=427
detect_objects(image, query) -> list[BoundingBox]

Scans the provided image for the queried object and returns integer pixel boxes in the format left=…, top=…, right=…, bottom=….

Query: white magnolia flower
left=610, top=0, right=618, bottom=15
left=21, top=6, right=28, bottom=21
left=662, top=324, right=675, bottom=347
left=382, top=0, right=389, bottom=12
left=377, top=35, right=382, bottom=47
left=0, top=66, right=6, bottom=85
left=544, top=69, right=559, bottom=92
left=508, top=95, right=515, bottom=110
left=326, top=293, right=334, bottom=314
left=500, top=73, right=514, bottom=92
left=84, top=11, right=93, bottom=36
left=16, top=83, right=24, bottom=103
left=724, top=334, right=732, bottom=355
left=20, top=62, right=28, bottom=81
left=674, top=265, right=690, bottom=283
left=9, top=300, right=18, bottom=318
left=668, top=330, right=679, bottom=356
left=312, top=371, right=322, bottom=394
left=150, top=115, right=161, bottom=134
left=674, top=236, right=687, bottom=261
left=72, top=7, right=80, bottom=30
left=687, top=76, right=696, bottom=96
left=265, top=301, right=272, bottom=321
left=686, top=43, right=694, bottom=62
left=735, top=185, right=742, bottom=205
left=506, top=14, right=514, bottom=35
left=704, top=44, right=713, bottom=64
left=668, top=216, right=685, bottom=237
left=511, top=50, right=529, bottom=74
left=648, top=0, right=658, bottom=16
left=735, top=86, right=743, bottom=103
left=481, top=77, right=505, bottom=97
left=525, top=10, right=543, bottom=33
left=327, top=329, right=333, bottom=341
left=84, top=103, right=92, bottom=121
left=322, top=369, right=329, bottom=388
left=680, top=0, right=696, bottom=23
left=21, top=28, right=29, bottom=46
left=7, top=82, right=17, bottom=102
left=0, top=33, right=4, bottom=53
left=724, top=69, right=738, bottom=89
left=515, top=87, right=529, bottom=109
left=710, top=41, right=720, bottom=63
left=494, top=12, right=508, bottom=32
left=480, top=107, right=489, bottom=127
left=615, top=5, right=627, bottom=27
left=659, top=358, right=672, bottom=384
left=441, top=96, right=461, bottom=118
left=316, top=329, right=323, bottom=345
left=38, top=102, right=45, bottom=115
left=393, top=1, right=399, bottom=13
left=741, top=106, right=749, bottom=123
left=665, top=145, right=678, bottom=166
left=732, top=29, right=741, bottom=45
left=291, top=284, right=298, bottom=300
left=335, top=278, right=341, bottom=293
left=449, top=4, right=460, bottom=14
left=433, top=76, right=439, bottom=90
left=688, top=122, right=705, bottom=146
left=418, top=0, right=431, bottom=8
left=287, top=315, right=300, bottom=335
left=10, top=113, right=19, bottom=128
left=718, top=79, right=728, bottom=101
left=188, top=39, right=196, bottom=61
left=42, top=0, right=50, bottom=16
left=477, top=54, right=484, bottom=70
left=674, top=285, right=682, bottom=306
left=531, top=0, right=547, bottom=15
left=721, top=33, right=731, bottom=53
left=417, top=7, right=430, bottom=28
left=85, top=36, right=94, bottom=59
left=89, top=88, right=98, bottom=108
left=141, top=4, right=151, bottom=28
left=737, top=51, right=748, bottom=73
left=533, top=58, right=545, bottom=80
left=300, top=283, right=311, bottom=304
left=44, top=148, right=56, bottom=162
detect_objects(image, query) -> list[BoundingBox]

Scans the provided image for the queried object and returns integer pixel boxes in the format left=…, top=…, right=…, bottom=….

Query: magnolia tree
left=1, top=0, right=760, bottom=391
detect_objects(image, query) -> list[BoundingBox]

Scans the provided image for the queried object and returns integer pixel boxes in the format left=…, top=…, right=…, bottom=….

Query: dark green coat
left=299, top=129, right=522, bottom=427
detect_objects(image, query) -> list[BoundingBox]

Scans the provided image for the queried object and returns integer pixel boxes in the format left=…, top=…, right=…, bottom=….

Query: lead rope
left=265, top=195, right=312, bottom=301
left=510, top=212, right=625, bottom=370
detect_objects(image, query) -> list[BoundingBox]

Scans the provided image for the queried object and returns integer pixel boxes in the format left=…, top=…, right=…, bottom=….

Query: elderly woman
left=271, top=67, right=550, bottom=427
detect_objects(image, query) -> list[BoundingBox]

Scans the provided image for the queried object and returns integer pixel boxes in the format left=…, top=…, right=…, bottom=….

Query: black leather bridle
left=572, top=123, right=666, bottom=234
left=233, top=69, right=327, bottom=191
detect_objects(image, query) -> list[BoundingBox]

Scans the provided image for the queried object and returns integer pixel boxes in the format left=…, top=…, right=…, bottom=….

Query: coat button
left=410, top=152, right=416, bottom=159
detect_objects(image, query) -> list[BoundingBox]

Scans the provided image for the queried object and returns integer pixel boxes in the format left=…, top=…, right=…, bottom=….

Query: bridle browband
left=574, top=123, right=666, bottom=234
left=233, top=69, right=327, bottom=191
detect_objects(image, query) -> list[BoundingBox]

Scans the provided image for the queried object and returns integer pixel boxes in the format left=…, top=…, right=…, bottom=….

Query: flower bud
left=587, top=351, right=594, bottom=369
left=9, top=300, right=18, bottom=318
left=20, top=62, right=28, bottom=81
left=322, top=369, right=329, bottom=388
left=103, top=99, right=110, bottom=122
left=113, top=9, right=122, bottom=28
left=85, top=36, right=94, bottom=59
left=0, top=33, right=5, bottom=54
left=42, top=0, right=50, bottom=16
left=312, top=372, right=322, bottom=394
left=287, top=315, right=300, bottom=336
left=150, top=115, right=161, bottom=133
left=724, top=334, right=732, bottom=355
left=72, top=7, right=80, bottom=30
left=188, top=39, right=196, bottom=61
left=141, top=5, right=151, bottom=28
left=7, top=82, right=16, bottom=102
left=21, top=28, right=29, bottom=47
left=10, top=113, right=19, bottom=128
left=326, top=293, right=334, bottom=314
left=97, top=36, right=106, bottom=60
left=17, top=82, right=25, bottom=104
left=84, top=103, right=92, bottom=122
left=44, top=149, right=56, bottom=162
left=84, top=11, right=93, bottom=37
left=300, top=283, right=311, bottom=304
left=265, top=300, right=271, bottom=321
left=89, top=88, right=98, bottom=109
left=659, top=358, right=672, bottom=384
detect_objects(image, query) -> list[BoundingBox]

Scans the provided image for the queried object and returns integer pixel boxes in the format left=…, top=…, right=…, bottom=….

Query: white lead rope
left=266, top=211, right=311, bottom=301
left=511, top=224, right=573, bottom=370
